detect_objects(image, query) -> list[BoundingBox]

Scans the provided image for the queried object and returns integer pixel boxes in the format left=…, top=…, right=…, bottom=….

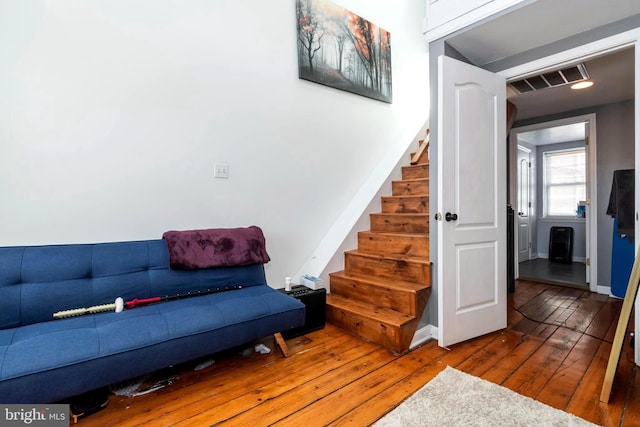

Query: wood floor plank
left=167, top=337, right=385, bottom=426
left=81, top=329, right=358, bottom=427
left=456, top=329, right=525, bottom=377
left=518, top=287, right=566, bottom=323
left=622, top=367, right=640, bottom=427
left=565, top=341, right=625, bottom=426
left=327, top=342, right=448, bottom=426
left=585, top=298, right=623, bottom=340
left=272, top=350, right=436, bottom=426
left=530, top=320, right=561, bottom=339
left=534, top=333, right=601, bottom=410
left=605, top=309, right=623, bottom=343
left=480, top=334, right=545, bottom=384
left=605, top=335, right=636, bottom=425
left=511, top=280, right=550, bottom=308
left=544, top=305, right=579, bottom=327
left=512, top=317, right=543, bottom=335
left=507, top=305, right=525, bottom=327
left=563, top=294, right=608, bottom=333
left=73, top=280, right=635, bottom=427
left=501, top=327, right=583, bottom=398
left=207, top=347, right=396, bottom=426
left=327, top=331, right=505, bottom=427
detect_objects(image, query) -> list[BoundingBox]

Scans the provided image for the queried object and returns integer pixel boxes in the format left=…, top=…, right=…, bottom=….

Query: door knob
left=445, top=212, right=458, bottom=222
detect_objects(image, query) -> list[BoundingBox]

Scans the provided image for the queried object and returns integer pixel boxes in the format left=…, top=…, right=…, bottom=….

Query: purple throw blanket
left=162, top=226, right=271, bottom=269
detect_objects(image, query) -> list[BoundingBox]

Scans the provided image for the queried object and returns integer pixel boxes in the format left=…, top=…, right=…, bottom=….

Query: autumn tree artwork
left=296, top=0, right=392, bottom=103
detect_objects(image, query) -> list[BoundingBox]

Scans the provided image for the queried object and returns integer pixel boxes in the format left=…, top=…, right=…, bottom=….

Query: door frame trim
left=516, top=144, right=532, bottom=263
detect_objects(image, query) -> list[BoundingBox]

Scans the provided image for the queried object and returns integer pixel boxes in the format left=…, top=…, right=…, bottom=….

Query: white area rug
left=374, top=366, right=599, bottom=427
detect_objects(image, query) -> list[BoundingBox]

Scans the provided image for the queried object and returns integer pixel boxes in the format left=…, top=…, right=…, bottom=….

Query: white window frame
left=542, top=147, right=586, bottom=219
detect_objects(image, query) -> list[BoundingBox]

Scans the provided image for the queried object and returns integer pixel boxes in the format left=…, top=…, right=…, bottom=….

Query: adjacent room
left=509, top=47, right=635, bottom=295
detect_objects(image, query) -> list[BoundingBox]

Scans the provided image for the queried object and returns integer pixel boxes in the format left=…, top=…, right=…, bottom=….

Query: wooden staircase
left=326, top=132, right=431, bottom=355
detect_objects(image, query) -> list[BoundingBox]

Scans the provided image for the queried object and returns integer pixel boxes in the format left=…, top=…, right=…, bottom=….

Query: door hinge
left=586, top=258, right=591, bottom=266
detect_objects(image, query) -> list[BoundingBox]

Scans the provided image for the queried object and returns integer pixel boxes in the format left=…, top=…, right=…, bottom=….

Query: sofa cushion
left=0, top=285, right=302, bottom=382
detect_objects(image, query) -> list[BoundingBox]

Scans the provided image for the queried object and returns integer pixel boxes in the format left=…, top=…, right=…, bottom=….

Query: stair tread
left=393, top=177, right=429, bottom=183
left=345, top=249, right=430, bottom=264
left=330, top=270, right=431, bottom=292
left=370, top=212, right=429, bottom=216
left=402, top=164, right=429, bottom=170
left=359, top=230, right=428, bottom=238
left=326, top=293, right=414, bottom=327
left=381, top=195, right=429, bottom=199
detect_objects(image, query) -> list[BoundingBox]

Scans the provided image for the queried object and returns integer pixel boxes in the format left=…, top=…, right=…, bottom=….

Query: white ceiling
left=508, top=47, right=635, bottom=120
left=445, top=0, right=639, bottom=121
left=447, top=0, right=640, bottom=67
left=517, top=122, right=585, bottom=146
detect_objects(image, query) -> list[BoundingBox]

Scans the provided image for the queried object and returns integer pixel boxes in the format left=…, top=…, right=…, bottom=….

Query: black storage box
left=69, top=387, right=109, bottom=423
left=549, top=226, right=574, bottom=264
left=280, top=285, right=326, bottom=339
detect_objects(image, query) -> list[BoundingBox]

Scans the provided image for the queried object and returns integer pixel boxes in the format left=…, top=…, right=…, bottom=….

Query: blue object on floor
left=611, top=217, right=635, bottom=298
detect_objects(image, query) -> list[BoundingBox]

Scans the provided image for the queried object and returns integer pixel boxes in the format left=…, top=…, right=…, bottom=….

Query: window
left=543, top=148, right=586, bottom=218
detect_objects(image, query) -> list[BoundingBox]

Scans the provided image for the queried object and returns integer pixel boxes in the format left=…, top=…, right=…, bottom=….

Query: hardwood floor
left=78, top=280, right=638, bottom=427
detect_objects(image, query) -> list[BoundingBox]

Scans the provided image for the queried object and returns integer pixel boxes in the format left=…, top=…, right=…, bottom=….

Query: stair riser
left=381, top=196, right=429, bottom=213
left=358, top=232, right=429, bottom=258
left=345, top=253, right=430, bottom=285
left=402, top=165, right=429, bottom=180
left=416, top=150, right=429, bottom=165
left=370, top=214, right=429, bottom=233
left=329, top=275, right=418, bottom=315
left=326, top=305, right=412, bottom=354
left=392, top=180, right=429, bottom=196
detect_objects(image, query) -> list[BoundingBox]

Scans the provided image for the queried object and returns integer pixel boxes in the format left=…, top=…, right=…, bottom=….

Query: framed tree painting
left=296, top=0, right=392, bottom=103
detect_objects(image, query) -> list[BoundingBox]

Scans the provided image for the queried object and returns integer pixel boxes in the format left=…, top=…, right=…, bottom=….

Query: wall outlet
left=214, top=163, right=229, bottom=179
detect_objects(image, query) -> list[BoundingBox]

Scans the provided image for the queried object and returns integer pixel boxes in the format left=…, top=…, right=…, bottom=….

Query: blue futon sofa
left=0, top=233, right=305, bottom=403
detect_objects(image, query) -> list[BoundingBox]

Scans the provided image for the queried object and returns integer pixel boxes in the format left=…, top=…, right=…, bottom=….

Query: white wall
left=0, top=0, right=430, bottom=286
left=595, top=100, right=635, bottom=288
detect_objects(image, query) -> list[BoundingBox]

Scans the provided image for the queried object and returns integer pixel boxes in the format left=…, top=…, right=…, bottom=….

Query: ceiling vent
left=509, top=63, right=589, bottom=94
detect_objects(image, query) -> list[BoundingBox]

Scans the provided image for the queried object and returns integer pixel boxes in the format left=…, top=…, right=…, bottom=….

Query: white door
left=437, top=55, right=507, bottom=347
left=517, top=146, right=531, bottom=263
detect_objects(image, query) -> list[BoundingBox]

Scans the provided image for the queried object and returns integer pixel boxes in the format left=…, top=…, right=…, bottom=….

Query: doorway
left=498, top=37, right=638, bottom=365
left=511, top=117, right=593, bottom=289
left=436, top=27, right=639, bottom=364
